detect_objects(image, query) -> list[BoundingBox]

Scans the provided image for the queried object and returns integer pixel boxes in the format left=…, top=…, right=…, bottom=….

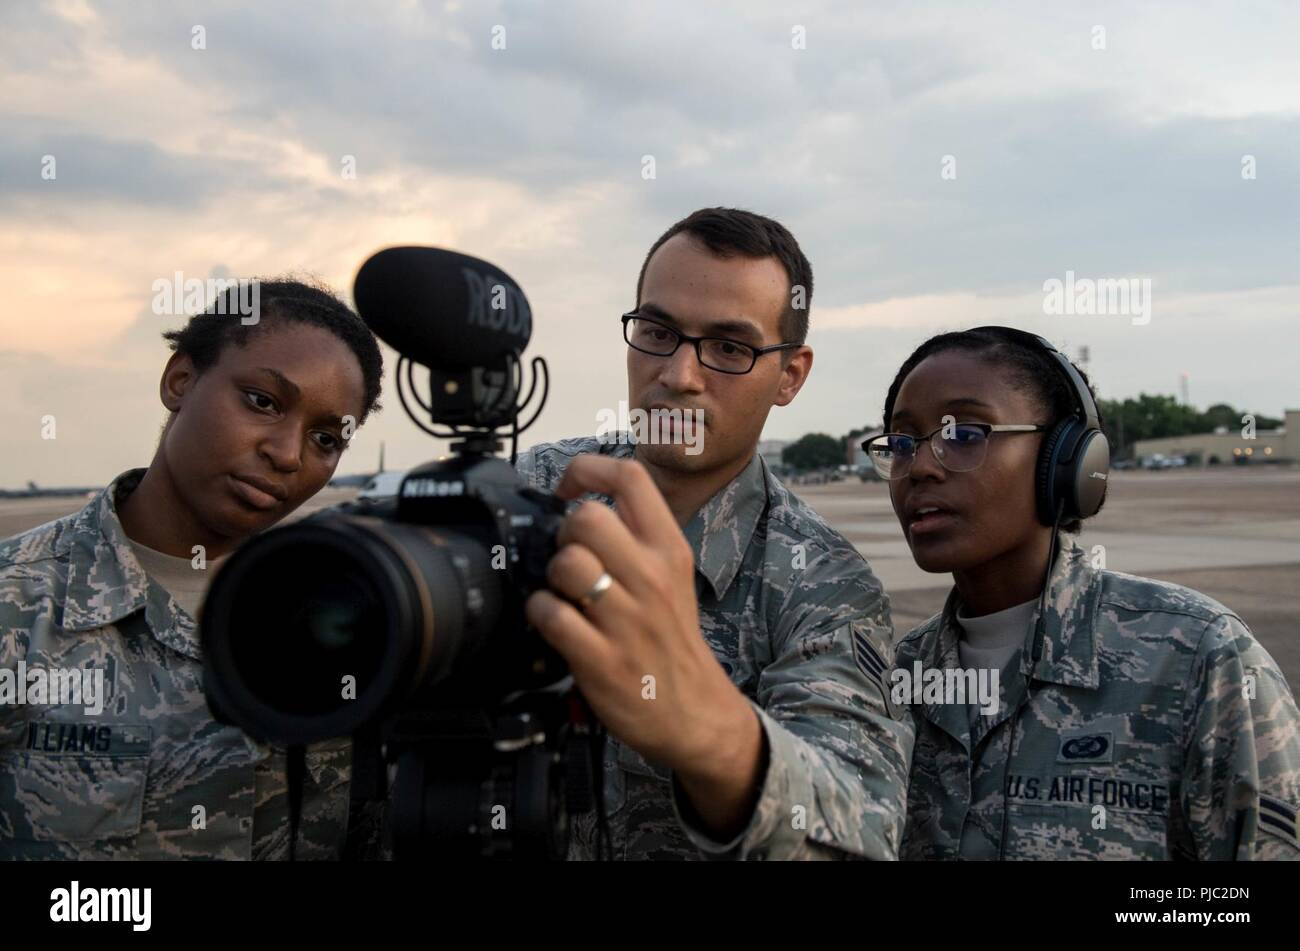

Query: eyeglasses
left=621, top=313, right=801, bottom=375
left=862, top=422, right=1049, bottom=480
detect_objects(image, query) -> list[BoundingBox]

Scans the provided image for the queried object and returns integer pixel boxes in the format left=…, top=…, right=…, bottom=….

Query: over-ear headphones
left=967, top=326, right=1111, bottom=527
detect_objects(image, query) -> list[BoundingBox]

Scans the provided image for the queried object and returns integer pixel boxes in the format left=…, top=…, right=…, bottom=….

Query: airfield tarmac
left=801, top=467, right=1300, bottom=686
left=3, top=466, right=1297, bottom=688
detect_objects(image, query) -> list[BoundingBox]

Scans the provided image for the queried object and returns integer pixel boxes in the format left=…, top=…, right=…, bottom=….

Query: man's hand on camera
left=524, top=455, right=766, bottom=841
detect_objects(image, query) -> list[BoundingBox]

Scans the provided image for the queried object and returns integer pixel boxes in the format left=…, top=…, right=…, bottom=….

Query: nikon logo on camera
left=402, top=478, right=466, bottom=498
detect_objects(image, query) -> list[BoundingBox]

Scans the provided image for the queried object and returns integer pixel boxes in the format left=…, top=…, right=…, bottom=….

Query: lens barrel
left=201, top=513, right=504, bottom=744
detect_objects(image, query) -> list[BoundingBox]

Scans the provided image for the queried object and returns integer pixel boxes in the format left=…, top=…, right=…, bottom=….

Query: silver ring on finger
left=576, top=571, right=613, bottom=611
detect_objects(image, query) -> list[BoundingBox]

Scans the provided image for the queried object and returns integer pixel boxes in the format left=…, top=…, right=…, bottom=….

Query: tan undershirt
left=955, top=597, right=1037, bottom=672
left=128, top=539, right=228, bottom=620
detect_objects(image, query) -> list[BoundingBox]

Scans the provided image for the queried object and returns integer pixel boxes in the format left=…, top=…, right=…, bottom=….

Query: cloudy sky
left=2, top=0, right=1297, bottom=487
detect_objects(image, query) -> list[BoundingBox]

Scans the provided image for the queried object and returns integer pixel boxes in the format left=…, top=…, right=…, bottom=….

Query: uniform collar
left=61, top=467, right=203, bottom=661
left=912, top=588, right=971, bottom=747
left=908, top=533, right=1101, bottom=750
left=680, top=451, right=768, bottom=601
left=1019, top=533, right=1103, bottom=690
left=918, top=532, right=1102, bottom=692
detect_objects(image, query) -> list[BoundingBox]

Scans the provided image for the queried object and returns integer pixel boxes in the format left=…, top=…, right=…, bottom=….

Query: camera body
left=348, top=449, right=572, bottom=709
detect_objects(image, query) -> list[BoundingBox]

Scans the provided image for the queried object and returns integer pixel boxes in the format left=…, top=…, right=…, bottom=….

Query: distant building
left=846, top=428, right=883, bottom=468
left=1133, top=409, right=1297, bottom=465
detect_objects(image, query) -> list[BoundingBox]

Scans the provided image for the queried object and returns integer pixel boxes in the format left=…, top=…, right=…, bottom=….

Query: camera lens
left=201, top=514, right=502, bottom=744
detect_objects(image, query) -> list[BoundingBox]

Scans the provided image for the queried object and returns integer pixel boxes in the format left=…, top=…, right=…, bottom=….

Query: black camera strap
left=287, top=744, right=305, bottom=862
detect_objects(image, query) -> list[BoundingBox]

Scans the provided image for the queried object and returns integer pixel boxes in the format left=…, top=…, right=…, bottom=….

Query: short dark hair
left=881, top=327, right=1106, bottom=532
left=161, top=278, right=383, bottom=424
left=635, top=207, right=813, bottom=347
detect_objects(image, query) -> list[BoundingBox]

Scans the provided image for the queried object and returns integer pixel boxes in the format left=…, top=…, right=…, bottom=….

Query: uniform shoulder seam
left=1096, top=570, right=1239, bottom=625
left=0, top=550, right=65, bottom=572
left=897, top=615, right=942, bottom=647
left=764, top=492, right=844, bottom=557
left=0, top=519, right=78, bottom=572
left=1099, top=598, right=1241, bottom=627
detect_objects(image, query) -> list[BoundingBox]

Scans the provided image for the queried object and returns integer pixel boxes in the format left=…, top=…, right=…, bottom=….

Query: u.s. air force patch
left=851, top=626, right=899, bottom=719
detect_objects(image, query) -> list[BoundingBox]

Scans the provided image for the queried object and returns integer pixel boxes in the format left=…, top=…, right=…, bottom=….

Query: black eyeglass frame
left=621, top=312, right=802, bottom=375
left=862, top=422, right=1050, bottom=479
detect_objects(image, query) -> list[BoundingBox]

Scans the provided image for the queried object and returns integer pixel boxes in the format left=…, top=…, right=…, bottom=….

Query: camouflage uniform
left=897, top=533, right=1300, bottom=860
left=0, top=468, right=352, bottom=860
left=516, top=436, right=913, bottom=860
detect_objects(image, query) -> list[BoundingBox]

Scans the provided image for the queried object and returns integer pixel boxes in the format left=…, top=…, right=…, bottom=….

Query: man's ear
left=773, top=346, right=813, bottom=408
left=160, top=351, right=198, bottom=413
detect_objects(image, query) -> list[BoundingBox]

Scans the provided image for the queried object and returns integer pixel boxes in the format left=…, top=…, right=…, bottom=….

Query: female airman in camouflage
left=0, top=281, right=383, bottom=859
left=874, top=327, right=1299, bottom=860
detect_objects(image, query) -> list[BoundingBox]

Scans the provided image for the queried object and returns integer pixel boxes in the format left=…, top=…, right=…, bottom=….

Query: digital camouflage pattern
left=896, top=533, right=1300, bottom=860
left=0, top=469, right=353, bottom=860
left=516, top=436, right=914, bottom=860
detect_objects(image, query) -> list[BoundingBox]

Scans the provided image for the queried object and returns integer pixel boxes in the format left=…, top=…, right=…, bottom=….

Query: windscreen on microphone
left=353, top=246, right=533, bottom=369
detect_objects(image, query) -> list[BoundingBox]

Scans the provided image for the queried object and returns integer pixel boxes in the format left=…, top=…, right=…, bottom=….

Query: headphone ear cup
left=1035, top=420, right=1077, bottom=526
left=1073, top=429, right=1111, bottom=519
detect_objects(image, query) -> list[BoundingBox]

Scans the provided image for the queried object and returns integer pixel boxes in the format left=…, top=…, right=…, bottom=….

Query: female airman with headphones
left=870, top=326, right=1300, bottom=860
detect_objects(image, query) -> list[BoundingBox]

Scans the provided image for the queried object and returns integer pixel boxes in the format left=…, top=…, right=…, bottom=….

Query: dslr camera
left=200, top=248, right=601, bottom=861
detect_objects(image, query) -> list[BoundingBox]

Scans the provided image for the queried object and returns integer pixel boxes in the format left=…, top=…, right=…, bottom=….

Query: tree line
left=778, top=397, right=1283, bottom=472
